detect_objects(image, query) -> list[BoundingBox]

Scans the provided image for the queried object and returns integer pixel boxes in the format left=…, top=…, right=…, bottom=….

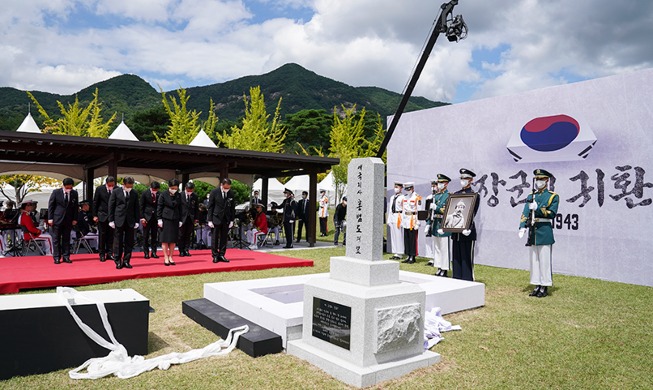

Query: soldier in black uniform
left=271, top=188, right=297, bottom=248
left=178, top=181, right=199, bottom=257
left=450, top=168, right=479, bottom=281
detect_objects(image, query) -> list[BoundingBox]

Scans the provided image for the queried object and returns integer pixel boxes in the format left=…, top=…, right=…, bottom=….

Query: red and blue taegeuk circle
left=520, top=114, right=580, bottom=152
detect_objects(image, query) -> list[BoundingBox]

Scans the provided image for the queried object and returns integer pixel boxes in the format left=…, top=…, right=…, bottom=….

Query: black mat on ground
left=182, top=298, right=282, bottom=357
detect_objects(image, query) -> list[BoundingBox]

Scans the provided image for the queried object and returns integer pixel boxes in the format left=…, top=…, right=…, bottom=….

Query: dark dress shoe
left=401, top=258, right=411, bottom=263
left=124, top=263, right=133, bottom=269
left=536, top=286, right=548, bottom=298
left=178, top=252, right=186, bottom=257
left=63, top=258, right=72, bottom=264
left=116, top=263, right=123, bottom=269
left=144, top=252, right=150, bottom=259
left=185, top=251, right=192, bottom=257
left=54, top=258, right=61, bottom=264
left=407, top=258, right=415, bottom=264
left=212, top=256, right=219, bottom=263
left=107, top=254, right=115, bottom=261
left=164, top=261, right=170, bottom=266
left=442, top=270, right=448, bottom=277
left=426, top=261, right=434, bottom=266
left=151, top=252, right=159, bottom=259
left=529, top=286, right=541, bottom=297
left=219, top=255, right=230, bottom=263
left=99, top=254, right=106, bottom=262
left=274, top=241, right=280, bottom=246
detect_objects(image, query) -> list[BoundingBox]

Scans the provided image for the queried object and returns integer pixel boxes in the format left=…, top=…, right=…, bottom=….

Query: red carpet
left=0, top=250, right=313, bottom=294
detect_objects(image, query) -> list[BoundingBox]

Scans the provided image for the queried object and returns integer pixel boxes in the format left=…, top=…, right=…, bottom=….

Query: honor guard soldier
left=318, top=189, right=329, bottom=237
left=519, top=169, right=559, bottom=298
left=401, top=182, right=421, bottom=264
left=430, top=174, right=452, bottom=277
left=423, top=180, right=438, bottom=264
left=387, top=181, right=405, bottom=260
left=449, top=169, right=479, bottom=281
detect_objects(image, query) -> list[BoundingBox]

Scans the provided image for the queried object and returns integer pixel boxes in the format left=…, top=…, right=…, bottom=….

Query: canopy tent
left=318, top=171, right=338, bottom=205
left=109, top=120, right=139, bottom=141
left=189, top=129, right=218, bottom=148
left=16, top=113, right=41, bottom=134
left=252, top=177, right=285, bottom=205
left=284, top=175, right=310, bottom=196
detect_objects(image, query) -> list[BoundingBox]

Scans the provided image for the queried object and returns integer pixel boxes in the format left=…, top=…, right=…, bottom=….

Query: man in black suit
left=207, top=178, right=235, bottom=263
left=109, top=177, right=140, bottom=269
left=272, top=188, right=297, bottom=249
left=178, top=181, right=199, bottom=257
left=93, top=176, right=115, bottom=261
left=296, top=190, right=309, bottom=243
left=139, top=181, right=160, bottom=259
left=48, top=177, right=78, bottom=264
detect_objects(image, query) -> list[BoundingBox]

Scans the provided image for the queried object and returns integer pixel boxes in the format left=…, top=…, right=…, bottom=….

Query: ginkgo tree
left=27, top=88, right=116, bottom=137
left=0, top=174, right=59, bottom=205
left=155, top=88, right=218, bottom=145
left=216, top=86, right=286, bottom=153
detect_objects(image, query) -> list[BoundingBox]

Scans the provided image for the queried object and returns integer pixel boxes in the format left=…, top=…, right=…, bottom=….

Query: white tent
left=318, top=171, right=338, bottom=205
left=253, top=177, right=286, bottom=205
left=109, top=120, right=139, bottom=141
left=189, top=129, right=217, bottom=148
left=16, top=112, right=41, bottom=133
left=284, top=175, right=310, bottom=196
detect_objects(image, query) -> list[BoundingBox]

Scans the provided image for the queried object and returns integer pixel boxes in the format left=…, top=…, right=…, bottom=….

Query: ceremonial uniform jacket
left=451, top=188, right=479, bottom=242
left=519, top=189, right=559, bottom=246
left=401, top=192, right=422, bottom=230
left=318, top=195, right=329, bottom=218
left=430, top=190, right=451, bottom=237
left=386, top=192, right=405, bottom=227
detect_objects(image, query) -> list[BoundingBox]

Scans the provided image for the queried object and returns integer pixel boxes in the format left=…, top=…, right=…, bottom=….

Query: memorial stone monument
left=288, top=157, right=440, bottom=388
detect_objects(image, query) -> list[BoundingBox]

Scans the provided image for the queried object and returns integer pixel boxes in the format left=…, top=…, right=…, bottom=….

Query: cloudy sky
left=1, top=0, right=652, bottom=103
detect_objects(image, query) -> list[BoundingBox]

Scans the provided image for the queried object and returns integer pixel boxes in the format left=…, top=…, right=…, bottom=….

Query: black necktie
left=392, top=194, right=398, bottom=213
left=64, top=192, right=69, bottom=205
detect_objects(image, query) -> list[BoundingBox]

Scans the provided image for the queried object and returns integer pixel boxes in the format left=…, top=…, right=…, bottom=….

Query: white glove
left=529, top=201, right=538, bottom=210
left=157, top=219, right=163, bottom=228
left=518, top=228, right=526, bottom=238
left=289, top=220, right=294, bottom=224
left=109, top=221, right=115, bottom=229
left=179, top=221, right=183, bottom=227
left=462, top=229, right=471, bottom=236
left=424, top=225, right=430, bottom=233
left=437, top=229, right=444, bottom=235
left=429, top=203, right=436, bottom=210
left=228, top=221, right=234, bottom=229
left=208, top=221, right=214, bottom=229
left=133, top=223, right=139, bottom=229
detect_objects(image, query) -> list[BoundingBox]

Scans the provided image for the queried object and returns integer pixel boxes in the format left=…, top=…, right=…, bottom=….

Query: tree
left=130, top=105, right=170, bottom=142
left=0, top=174, right=59, bottom=205
left=27, top=88, right=116, bottom=137
left=216, top=86, right=286, bottom=153
left=284, top=109, right=333, bottom=155
left=202, top=98, right=219, bottom=140
left=155, top=88, right=201, bottom=144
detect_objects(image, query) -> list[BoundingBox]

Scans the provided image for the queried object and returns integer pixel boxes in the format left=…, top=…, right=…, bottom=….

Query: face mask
left=169, top=188, right=177, bottom=194
left=151, top=189, right=158, bottom=194
left=536, top=180, right=547, bottom=189
left=124, top=188, right=131, bottom=193
left=460, top=179, right=469, bottom=188
left=64, top=189, right=71, bottom=194
left=107, top=185, right=114, bottom=190
left=393, top=187, right=401, bottom=193
left=438, top=183, right=446, bottom=190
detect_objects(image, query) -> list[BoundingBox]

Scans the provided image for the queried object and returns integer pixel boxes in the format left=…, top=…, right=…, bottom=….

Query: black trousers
left=211, top=222, right=229, bottom=257
left=319, top=217, right=327, bottom=235
left=283, top=221, right=295, bottom=247
left=142, top=218, right=158, bottom=253
left=178, top=218, right=194, bottom=252
left=403, top=229, right=417, bottom=257
left=97, top=220, right=114, bottom=255
left=452, top=239, right=475, bottom=281
left=113, top=225, right=135, bottom=263
left=51, top=224, right=72, bottom=259
left=296, top=219, right=306, bottom=241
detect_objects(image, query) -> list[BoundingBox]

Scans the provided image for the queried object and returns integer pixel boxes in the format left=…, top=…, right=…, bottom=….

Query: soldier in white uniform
left=386, top=181, right=405, bottom=260
left=401, top=182, right=422, bottom=264
left=430, top=174, right=452, bottom=277
left=423, top=180, right=438, bottom=265
left=318, top=189, right=329, bottom=237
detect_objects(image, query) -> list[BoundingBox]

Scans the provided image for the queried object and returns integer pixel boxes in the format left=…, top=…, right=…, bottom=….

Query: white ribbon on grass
left=56, top=287, right=248, bottom=380
left=423, top=306, right=462, bottom=349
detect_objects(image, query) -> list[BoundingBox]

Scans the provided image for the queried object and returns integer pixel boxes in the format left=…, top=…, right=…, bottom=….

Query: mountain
left=0, top=63, right=447, bottom=130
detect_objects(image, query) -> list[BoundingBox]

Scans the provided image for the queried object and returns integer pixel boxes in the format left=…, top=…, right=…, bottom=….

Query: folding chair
left=255, top=230, right=271, bottom=249
left=19, top=225, right=47, bottom=256
left=73, top=229, right=97, bottom=254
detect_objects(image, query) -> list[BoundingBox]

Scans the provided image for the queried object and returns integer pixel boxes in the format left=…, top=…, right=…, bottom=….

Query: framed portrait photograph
left=441, top=194, right=478, bottom=233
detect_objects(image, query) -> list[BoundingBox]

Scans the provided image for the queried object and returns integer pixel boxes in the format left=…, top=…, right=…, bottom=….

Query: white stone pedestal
left=287, top=257, right=440, bottom=388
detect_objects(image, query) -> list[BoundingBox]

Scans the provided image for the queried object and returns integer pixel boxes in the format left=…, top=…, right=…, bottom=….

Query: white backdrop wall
left=387, top=69, right=653, bottom=287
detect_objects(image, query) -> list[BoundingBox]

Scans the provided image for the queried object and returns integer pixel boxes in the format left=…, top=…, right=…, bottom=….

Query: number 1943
left=554, top=214, right=579, bottom=230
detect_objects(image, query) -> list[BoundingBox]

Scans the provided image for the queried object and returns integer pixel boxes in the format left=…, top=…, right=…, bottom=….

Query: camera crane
left=376, top=0, right=468, bottom=158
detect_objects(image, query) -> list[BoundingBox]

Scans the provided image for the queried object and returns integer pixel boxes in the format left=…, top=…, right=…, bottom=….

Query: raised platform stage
left=0, top=249, right=313, bottom=294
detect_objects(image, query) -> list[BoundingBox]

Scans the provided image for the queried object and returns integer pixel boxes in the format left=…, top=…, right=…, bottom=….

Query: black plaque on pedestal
left=311, top=297, right=351, bottom=350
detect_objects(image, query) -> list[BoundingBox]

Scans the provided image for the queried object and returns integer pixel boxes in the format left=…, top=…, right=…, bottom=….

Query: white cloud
left=0, top=0, right=651, bottom=102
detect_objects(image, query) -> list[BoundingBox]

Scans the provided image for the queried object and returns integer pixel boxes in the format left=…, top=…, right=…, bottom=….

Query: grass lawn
left=2, top=247, right=652, bottom=389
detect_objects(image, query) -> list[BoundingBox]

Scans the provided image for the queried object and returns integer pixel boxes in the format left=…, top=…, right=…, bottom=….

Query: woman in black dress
left=157, top=178, right=182, bottom=266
